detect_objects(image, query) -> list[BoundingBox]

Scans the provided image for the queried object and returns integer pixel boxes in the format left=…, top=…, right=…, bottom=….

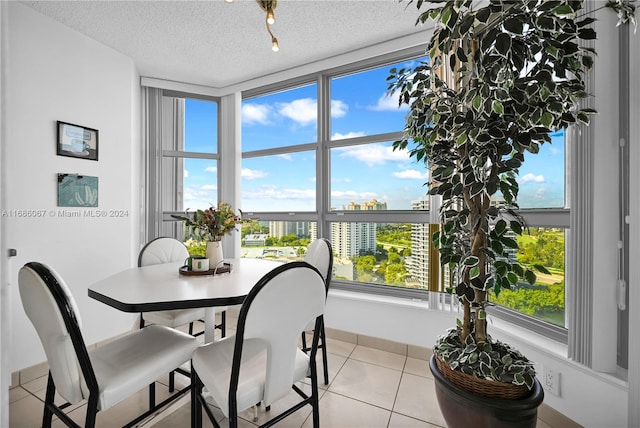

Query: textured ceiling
left=21, top=0, right=432, bottom=89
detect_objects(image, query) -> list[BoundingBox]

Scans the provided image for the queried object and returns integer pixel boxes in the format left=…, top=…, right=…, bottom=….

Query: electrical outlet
left=543, top=367, right=561, bottom=396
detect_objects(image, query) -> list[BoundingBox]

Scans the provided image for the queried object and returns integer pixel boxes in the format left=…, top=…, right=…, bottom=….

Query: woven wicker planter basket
left=435, top=357, right=529, bottom=400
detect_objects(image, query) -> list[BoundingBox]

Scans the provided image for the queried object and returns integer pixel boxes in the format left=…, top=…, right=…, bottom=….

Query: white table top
left=88, top=258, right=283, bottom=313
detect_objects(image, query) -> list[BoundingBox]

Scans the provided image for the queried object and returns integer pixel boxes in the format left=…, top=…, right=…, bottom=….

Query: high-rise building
left=330, top=199, right=383, bottom=259
left=269, top=221, right=310, bottom=239
left=408, top=198, right=430, bottom=289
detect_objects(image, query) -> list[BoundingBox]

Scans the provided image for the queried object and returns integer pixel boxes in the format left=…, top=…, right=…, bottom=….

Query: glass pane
left=241, top=151, right=316, bottom=212
left=330, top=221, right=431, bottom=289
left=516, top=130, right=565, bottom=208
left=162, top=157, right=218, bottom=212
left=330, top=142, right=429, bottom=210
left=331, top=58, right=426, bottom=138
left=490, top=228, right=566, bottom=327
left=184, top=98, right=218, bottom=153
left=240, top=220, right=317, bottom=260
left=242, top=84, right=318, bottom=152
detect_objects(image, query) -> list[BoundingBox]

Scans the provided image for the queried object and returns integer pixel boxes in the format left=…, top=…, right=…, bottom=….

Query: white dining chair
left=18, top=261, right=199, bottom=428
left=138, top=237, right=227, bottom=390
left=191, top=261, right=326, bottom=428
left=301, top=238, right=333, bottom=385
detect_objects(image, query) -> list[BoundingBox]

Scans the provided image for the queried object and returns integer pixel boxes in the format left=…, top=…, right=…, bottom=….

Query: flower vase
left=206, top=241, right=224, bottom=269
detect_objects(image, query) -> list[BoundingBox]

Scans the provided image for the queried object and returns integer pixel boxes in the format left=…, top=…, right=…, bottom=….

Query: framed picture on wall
left=57, top=174, right=99, bottom=207
left=57, top=121, right=99, bottom=161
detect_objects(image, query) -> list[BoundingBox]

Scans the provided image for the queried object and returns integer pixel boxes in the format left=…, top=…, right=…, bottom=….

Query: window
left=144, top=90, right=220, bottom=239
left=240, top=56, right=434, bottom=294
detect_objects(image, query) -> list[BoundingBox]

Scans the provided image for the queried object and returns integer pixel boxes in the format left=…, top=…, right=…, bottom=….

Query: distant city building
left=331, top=199, right=384, bottom=259
left=344, top=199, right=387, bottom=211
left=269, top=221, right=310, bottom=238
left=242, top=233, right=269, bottom=247
left=408, top=198, right=431, bottom=289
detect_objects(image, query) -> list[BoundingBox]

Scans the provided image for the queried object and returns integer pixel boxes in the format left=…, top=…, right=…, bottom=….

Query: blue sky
left=182, top=60, right=565, bottom=212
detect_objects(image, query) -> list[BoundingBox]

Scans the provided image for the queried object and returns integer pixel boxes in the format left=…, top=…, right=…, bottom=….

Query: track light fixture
left=257, top=0, right=279, bottom=51
left=224, top=0, right=279, bottom=51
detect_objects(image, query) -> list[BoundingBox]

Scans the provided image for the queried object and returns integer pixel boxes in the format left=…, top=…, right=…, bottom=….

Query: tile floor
left=9, top=311, right=581, bottom=428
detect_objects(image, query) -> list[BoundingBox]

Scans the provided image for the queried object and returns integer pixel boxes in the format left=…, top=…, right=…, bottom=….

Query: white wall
left=4, top=2, right=140, bottom=372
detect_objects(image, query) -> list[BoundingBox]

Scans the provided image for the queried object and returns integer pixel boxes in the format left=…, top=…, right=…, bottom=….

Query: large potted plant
left=388, top=0, right=634, bottom=426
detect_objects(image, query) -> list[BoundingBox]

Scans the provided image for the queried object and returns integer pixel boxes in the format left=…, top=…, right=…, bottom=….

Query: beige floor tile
left=388, top=412, right=443, bottom=428
left=9, top=393, right=45, bottom=428
left=301, top=350, right=348, bottom=390
left=49, top=382, right=178, bottom=427
left=9, top=386, right=31, bottom=404
left=350, top=345, right=407, bottom=371
left=393, top=372, right=446, bottom=427
left=302, top=390, right=391, bottom=428
left=328, top=359, right=402, bottom=410
left=23, top=374, right=89, bottom=413
left=325, top=337, right=357, bottom=358
left=536, top=419, right=553, bottom=428
left=403, top=356, right=431, bottom=379
left=537, top=403, right=583, bottom=428
left=238, top=382, right=321, bottom=428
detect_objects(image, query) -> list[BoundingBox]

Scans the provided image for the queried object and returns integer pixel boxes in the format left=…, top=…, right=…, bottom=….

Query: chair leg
left=191, top=363, right=201, bottom=428
left=320, top=326, right=329, bottom=385
left=220, top=311, right=226, bottom=338
left=189, top=322, right=194, bottom=336
left=139, top=315, right=145, bottom=329
left=149, top=382, right=156, bottom=408
left=42, top=373, right=56, bottom=428
left=169, top=371, right=175, bottom=392
left=84, top=394, right=100, bottom=428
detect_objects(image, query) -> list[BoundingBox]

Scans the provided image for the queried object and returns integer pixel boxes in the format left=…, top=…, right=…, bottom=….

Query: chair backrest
left=233, top=261, right=326, bottom=406
left=18, top=262, right=96, bottom=404
left=304, top=238, right=333, bottom=291
left=138, top=237, right=189, bottom=267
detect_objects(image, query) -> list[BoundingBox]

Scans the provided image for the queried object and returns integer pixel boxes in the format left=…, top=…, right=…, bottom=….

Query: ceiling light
left=257, top=0, right=279, bottom=51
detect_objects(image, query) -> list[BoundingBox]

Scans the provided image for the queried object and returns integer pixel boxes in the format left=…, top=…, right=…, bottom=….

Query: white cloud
left=534, top=188, right=547, bottom=198
left=393, top=169, right=428, bottom=180
left=184, top=169, right=189, bottom=178
left=205, top=166, right=217, bottom=173
left=200, top=184, right=216, bottom=191
left=277, top=98, right=316, bottom=126
left=331, top=177, right=352, bottom=183
left=332, top=131, right=366, bottom=140
left=243, top=186, right=315, bottom=200
left=242, top=103, right=272, bottom=125
left=241, top=168, right=269, bottom=180
left=276, top=98, right=348, bottom=126
left=520, top=173, right=545, bottom=183
left=331, top=100, right=348, bottom=117
left=277, top=153, right=293, bottom=161
left=368, top=91, right=408, bottom=111
left=335, top=143, right=410, bottom=167
left=331, top=190, right=378, bottom=200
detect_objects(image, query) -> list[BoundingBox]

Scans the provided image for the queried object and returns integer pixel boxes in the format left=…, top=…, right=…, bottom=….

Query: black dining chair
left=18, top=261, right=199, bottom=428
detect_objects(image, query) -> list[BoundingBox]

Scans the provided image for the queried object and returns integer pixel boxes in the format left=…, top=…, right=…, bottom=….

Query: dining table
left=88, top=257, right=283, bottom=343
